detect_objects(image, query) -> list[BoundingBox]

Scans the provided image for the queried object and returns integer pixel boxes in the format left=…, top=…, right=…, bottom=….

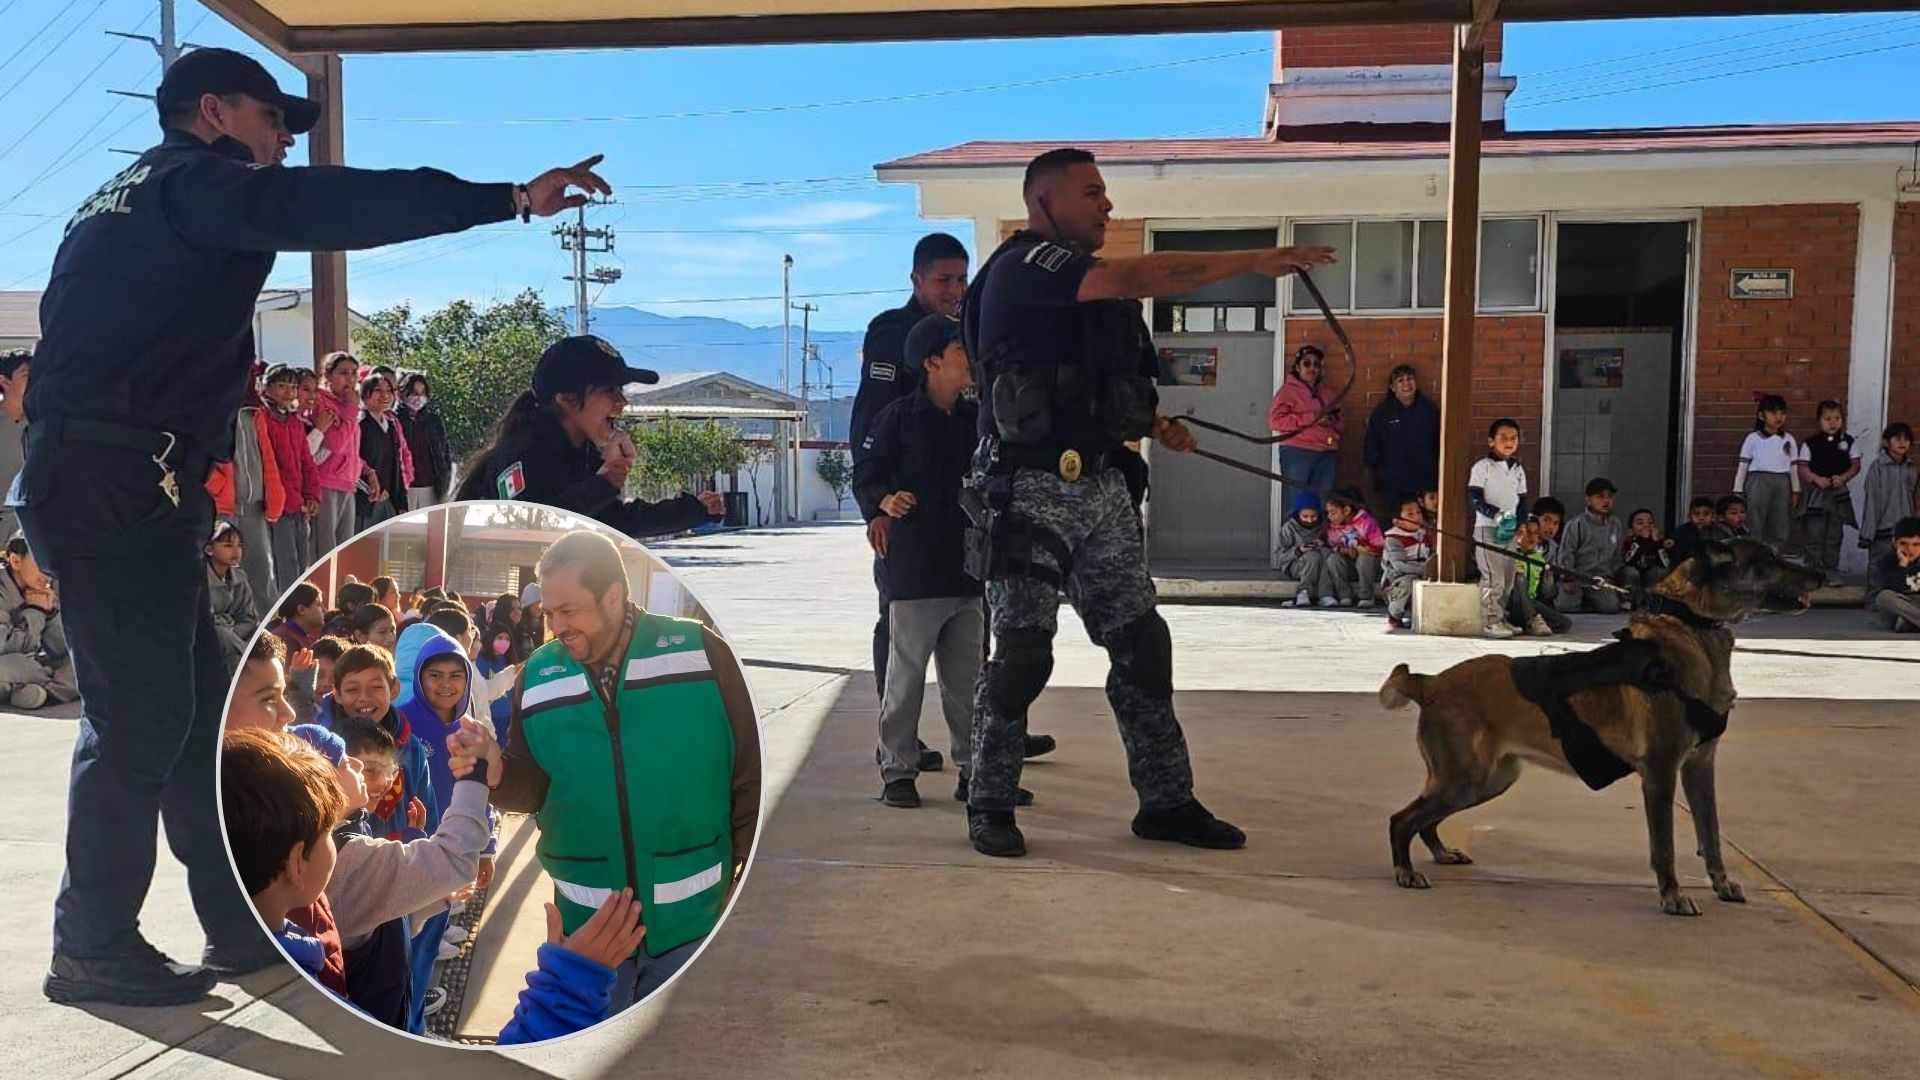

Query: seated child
left=1866, top=516, right=1920, bottom=633
left=0, top=533, right=79, bottom=710
left=1620, top=508, right=1671, bottom=604
left=1667, top=496, right=1716, bottom=570
left=206, top=519, right=262, bottom=671
left=1554, top=478, right=1625, bottom=614
left=1859, top=422, right=1917, bottom=565
left=1506, top=519, right=1570, bottom=637
left=1323, top=489, right=1385, bottom=608
left=1380, top=495, right=1431, bottom=630
left=1703, top=494, right=1750, bottom=542
left=1274, top=491, right=1335, bottom=608
left=222, top=726, right=636, bottom=1045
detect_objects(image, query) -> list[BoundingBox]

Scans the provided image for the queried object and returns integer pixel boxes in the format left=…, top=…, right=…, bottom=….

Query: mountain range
left=583, top=305, right=869, bottom=398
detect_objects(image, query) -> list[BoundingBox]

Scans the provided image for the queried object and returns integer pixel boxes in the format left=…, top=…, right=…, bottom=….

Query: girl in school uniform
left=1735, top=394, right=1799, bottom=554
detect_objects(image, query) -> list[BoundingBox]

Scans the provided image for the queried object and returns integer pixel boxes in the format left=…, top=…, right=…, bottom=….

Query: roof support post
left=1435, top=7, right=1492, bottom=583
left=301, top=52, right=349, bottom=366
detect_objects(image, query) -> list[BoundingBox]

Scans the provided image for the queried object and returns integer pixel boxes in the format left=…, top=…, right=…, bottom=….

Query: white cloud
left=725, top=200, right=892, bottom=230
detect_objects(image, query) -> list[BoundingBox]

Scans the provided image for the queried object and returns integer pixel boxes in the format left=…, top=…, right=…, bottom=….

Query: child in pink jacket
left=312, top=352, right=364, bottom=558
left=1323, top=488, right=1385, bottom=607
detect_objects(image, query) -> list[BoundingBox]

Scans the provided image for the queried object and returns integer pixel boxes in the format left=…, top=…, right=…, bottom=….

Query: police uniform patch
left=869, top=361, right=896, bottom=384
left=496, top=461, right=527, bottom=499
left=1026, top=243, right=1074, bottom=273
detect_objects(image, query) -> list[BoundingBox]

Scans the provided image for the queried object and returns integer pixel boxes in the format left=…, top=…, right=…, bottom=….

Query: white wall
left=740, top=445, right=856, bottom=525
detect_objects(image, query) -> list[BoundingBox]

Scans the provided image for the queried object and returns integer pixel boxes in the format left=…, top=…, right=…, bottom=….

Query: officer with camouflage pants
left=962, top=147, right=1335, bottom=858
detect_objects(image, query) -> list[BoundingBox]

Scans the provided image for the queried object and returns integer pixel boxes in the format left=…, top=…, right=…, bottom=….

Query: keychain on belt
left=153, top=432, right=181, bottom=509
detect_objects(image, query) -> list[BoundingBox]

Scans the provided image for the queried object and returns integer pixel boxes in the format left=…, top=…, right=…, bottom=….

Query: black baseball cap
left=156, top=48, right=321, bottom=135
left=1586, top=477, right=1618, bottom=496
left=903, top=314, right=963, bottom=366
left=532, top=336, right=659, bottom=404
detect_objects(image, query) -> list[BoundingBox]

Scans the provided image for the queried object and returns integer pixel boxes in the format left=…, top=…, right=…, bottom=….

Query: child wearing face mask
left=396, top=373, right=453, bottom=511
left=474, top=624, right=521, bottom=747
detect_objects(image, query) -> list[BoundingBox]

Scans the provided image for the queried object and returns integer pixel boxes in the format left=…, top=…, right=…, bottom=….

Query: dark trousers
left=15, top=425, right=252, bottom=957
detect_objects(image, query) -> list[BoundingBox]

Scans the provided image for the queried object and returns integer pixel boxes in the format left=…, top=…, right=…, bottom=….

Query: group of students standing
left=211, top=355, right=454, bottom=606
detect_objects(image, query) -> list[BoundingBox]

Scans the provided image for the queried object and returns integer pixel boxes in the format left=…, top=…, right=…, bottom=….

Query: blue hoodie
left=1288, top=490, right=1324, bottom=521
left=495, top=943, right=621, bottom=1045
left=395, top=623, right=495, bottom=855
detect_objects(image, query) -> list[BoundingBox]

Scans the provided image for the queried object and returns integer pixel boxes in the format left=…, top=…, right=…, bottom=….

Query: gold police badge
left=1058, top=449, right=1083, bottom=483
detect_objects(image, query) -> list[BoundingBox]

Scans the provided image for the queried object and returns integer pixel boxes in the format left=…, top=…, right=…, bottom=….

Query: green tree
left=629, top=417, right=748, bottom=503
left=354, top=289, right=568, bottom=467
left=815, top=448, right=852, bottom=513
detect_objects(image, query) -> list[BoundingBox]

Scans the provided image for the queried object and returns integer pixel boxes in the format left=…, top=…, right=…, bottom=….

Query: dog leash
left=1180, top=444, right=1632, bottom=597
left=1181, top=271, right=1356, bottom=446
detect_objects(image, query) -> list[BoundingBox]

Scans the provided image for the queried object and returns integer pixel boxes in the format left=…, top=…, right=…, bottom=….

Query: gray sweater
left=1557, top=511, right=1624, bottom=580
left=1858, top=450, right=1918, bottom=542
left=328, top=778, right=491, bottom=949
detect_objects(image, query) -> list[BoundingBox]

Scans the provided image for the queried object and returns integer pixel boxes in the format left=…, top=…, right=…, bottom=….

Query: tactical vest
left=514, top=609, right=735, bottom=958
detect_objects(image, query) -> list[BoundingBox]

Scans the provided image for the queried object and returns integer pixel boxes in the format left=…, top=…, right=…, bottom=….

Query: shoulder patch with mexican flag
left=496, top=461, right=527, bottom=499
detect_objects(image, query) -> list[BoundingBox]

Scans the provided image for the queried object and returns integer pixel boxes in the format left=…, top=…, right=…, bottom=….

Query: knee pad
left=1107, top=610, right=1173, bottom=698
left=986, top=627, right=1054, bottom=717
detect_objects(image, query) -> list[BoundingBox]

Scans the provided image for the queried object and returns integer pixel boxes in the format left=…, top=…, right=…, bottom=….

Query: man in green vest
left=454, top=529, right=760, bottom=1010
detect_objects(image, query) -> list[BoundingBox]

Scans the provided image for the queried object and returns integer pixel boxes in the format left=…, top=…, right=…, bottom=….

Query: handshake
left=445, top=715, right=505, bottom=787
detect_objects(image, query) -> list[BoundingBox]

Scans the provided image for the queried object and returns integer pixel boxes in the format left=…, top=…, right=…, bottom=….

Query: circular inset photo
left=217, top=501, right=761, bottom=1047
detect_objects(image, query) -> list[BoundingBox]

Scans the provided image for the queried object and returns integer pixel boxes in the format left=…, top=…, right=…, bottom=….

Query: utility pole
left=107, top=0, right=194, bottom=156
left=555, top=201, right=616, bottom=335
left=792, top=301, right=819, bottom=437
left=780, top=254, right=795, bottom=522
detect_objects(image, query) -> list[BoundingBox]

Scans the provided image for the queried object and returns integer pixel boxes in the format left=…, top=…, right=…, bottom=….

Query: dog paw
left=1395, top=867, right=1431, bottom=890
left=1432, top=848, right=1474, bottom=865
left=1661, top=894, right=1702, bottom=917
left=1713, top=880, right=1746, bottom=903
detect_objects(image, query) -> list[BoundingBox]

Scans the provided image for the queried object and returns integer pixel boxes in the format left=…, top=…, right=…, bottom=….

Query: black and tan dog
left=1379, top=539, right=1824, bottom=915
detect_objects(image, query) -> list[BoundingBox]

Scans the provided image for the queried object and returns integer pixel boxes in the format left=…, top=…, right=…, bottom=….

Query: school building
left=879, top=24, right=1920, bottom=575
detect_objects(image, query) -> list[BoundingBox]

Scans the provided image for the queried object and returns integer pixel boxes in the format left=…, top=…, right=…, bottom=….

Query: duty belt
left=50, top=417, right=208, bottom=508
left=997, top=443, right=1114, bottom=483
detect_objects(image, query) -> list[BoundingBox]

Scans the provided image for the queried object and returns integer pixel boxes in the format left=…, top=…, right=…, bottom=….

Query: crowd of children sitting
left=1273, top=395, right=1919, bottom=639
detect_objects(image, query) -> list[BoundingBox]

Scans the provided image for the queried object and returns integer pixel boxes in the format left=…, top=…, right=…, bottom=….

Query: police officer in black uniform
left=454, top=335, right=725, bottom=535
left=854, top=234, right=1053, bottom=769
left=961, top=148, right=1334, bottom=857
left=19, top=47, right=614, bottom=1007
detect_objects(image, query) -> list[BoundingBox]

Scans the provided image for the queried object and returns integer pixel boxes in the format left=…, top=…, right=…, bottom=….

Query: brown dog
left=1378, top=539, right=1824, bottom=915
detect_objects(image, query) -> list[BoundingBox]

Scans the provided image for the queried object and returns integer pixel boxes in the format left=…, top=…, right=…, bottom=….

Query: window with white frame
left=1287, top=217, right=1541, bottom=314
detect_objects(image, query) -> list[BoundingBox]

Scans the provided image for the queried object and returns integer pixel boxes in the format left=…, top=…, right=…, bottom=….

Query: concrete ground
left=3, top=522, right=1916, bottom=1079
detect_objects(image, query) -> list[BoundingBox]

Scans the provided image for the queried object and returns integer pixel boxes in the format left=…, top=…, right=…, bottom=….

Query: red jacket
left=1268, top=373, right=1343, bottom=451
left=262, top=405, right=321, bottom=508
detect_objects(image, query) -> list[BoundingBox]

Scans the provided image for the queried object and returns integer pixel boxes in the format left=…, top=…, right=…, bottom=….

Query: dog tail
left=1378, top=663, right=1430, bottom=710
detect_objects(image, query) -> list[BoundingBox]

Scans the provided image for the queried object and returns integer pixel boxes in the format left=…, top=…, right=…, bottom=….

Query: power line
left=1508, top=14, right=1844, bottom=80
left=349, top=46, right=1267, bottom=126
left=1514, top=34, right=1920, bottom=110
left=0, top=3, right=79, bottom=74
left=0, top=9, right=153, bottom=162
left=0, top=0, right=113, bottom=109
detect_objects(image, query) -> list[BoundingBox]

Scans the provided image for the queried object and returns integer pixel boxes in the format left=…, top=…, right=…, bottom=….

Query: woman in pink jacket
left=1269, top=344, right=1343, bottom=512
left=311, top=351, right=364, bottom=558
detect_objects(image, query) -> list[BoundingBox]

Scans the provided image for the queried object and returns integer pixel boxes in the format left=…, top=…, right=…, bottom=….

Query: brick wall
left=1890, top=203, right=1920, bottom=430
left=1283, top=314, right=1545, bottom=501
left=1692, top=204, right=1859, bottom=497
left=1278, top=23, right=1502, bottom=70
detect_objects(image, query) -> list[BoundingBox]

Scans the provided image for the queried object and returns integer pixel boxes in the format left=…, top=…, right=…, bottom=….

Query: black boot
left=1023, top=734, right=1058, bottom=759
left=967, top=808, right=1026, bottom=858
left=45, top=940, right=217, bottom=1007
left=202, top=936, right=285, bottom=979
left=1131, top=798, right=1246, bottom=850
left=880, top=778, right=921, bottom=808
left=954, top=775, right=1032, bottom=806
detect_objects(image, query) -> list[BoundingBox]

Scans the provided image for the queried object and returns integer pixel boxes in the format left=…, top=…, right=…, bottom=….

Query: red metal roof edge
left=876, top=120, right=1920, bottom=172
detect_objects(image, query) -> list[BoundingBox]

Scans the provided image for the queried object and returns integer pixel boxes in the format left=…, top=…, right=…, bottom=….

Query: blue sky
left=1, top=5, right=1917, bottom=342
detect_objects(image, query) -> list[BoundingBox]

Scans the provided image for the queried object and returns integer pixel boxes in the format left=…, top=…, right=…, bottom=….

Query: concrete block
left=1413, top=580, right=1484, bottom=637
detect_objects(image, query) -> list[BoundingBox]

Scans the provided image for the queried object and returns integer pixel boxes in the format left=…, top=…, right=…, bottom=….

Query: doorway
left=1550, top=221, right=1691, bottom=527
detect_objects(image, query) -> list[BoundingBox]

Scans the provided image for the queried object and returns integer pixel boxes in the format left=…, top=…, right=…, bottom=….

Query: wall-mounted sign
left=1156, top=346, right=1218, bottom=387
left=1730, top=268, right=1793, bottom=300
left=1558, top=347, right=1625, bottom=390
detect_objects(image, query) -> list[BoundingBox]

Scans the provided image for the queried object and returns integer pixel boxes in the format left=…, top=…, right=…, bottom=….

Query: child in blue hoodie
left=1274, top=491, right=1336, bottom=607
left=393, top=621, right=497, bottom=1033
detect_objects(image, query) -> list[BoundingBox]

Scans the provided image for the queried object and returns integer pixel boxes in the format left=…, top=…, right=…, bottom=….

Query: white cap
left=520, top=583, right=541, bottom=607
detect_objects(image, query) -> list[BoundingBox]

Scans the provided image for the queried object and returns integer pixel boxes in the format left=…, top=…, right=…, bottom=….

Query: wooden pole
left=1435, top=20, right=1486, bottom=583
left=304, top=53, right=350, bottom=366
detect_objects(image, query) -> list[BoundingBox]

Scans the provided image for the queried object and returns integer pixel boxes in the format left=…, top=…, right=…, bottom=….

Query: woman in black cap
left=455, top=335, right=724, bottom=537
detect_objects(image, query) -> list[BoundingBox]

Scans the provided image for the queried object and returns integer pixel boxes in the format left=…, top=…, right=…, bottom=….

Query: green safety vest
left=514, top=607, right=735, bottom=958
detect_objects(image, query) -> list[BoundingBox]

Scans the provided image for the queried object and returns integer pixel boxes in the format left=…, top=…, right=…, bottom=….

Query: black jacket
left=1363, top=392, right=1441, bottom=502
left=852, top=389, right=982, bottom=601
left=454, top=413, right=714, bottom=539
left=396, top=403, right=452, bottom=496
left=850, top=295, right=928, bottom=464
left=28, top=129, right=513, bottom=454
left=358, top=412, right=408, bottom=516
